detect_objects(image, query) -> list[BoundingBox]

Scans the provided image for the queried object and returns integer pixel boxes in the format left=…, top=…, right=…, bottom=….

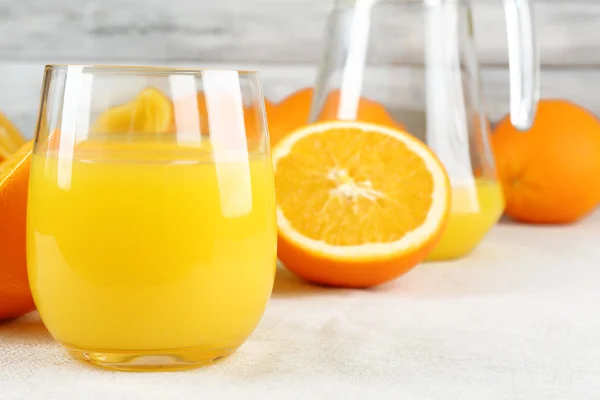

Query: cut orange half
left=273, top=121, right=451, bottom=288
left=92, top=87, right=174, bottom=135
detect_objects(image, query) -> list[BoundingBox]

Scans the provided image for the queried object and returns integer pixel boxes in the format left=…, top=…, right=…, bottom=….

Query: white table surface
left=2, top=212, right=600, bottom=400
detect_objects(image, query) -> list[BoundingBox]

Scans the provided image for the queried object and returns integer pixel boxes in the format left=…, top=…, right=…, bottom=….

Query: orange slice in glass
left=273, top=121, right=451, bottom=288
left=92, top=87, right=174, bottom=135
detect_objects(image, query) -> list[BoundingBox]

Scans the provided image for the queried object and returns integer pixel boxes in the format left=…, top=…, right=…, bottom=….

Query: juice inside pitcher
left=426, top=178, right=505, bottom=261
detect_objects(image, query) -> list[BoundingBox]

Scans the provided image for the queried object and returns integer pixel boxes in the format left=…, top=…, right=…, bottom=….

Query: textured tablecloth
left=2, top=212, right=600, bottom=399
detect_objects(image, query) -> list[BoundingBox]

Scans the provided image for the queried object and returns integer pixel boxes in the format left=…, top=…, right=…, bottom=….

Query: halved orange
left=92, top=87, right=174, bottom=134
left=0, top=140, right=35, bottom=320
left=273, top=121, right=450, bottom=288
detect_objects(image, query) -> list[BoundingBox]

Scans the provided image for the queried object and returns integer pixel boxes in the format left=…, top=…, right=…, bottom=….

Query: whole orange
left=171, top=91, right=276, bottom=142
left=491, top=99, right=600, bottom=224
left=0, top=141, right=35, bottom=320
left=268, top=87, right=404, bottom=146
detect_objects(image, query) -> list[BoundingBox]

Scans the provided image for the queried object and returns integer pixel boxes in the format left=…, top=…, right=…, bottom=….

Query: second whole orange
left=492, top=99, right=600, bottom=224
left=268, top=87, right=404, bottom=146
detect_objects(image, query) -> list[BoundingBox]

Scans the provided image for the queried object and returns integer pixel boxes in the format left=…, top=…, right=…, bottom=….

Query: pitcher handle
left=504, top=0, right=540, bottom=130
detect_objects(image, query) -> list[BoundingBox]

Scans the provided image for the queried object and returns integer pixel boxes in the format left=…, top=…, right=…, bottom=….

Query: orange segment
left=0, top=111, right=26, bottom=161
left=0, top=142, right=10, bottom=161
left=0, top=140, right=35, bottom=320
left=273, top=121, right=450, bottom=288
left=92, top=87, right=174, bottom=134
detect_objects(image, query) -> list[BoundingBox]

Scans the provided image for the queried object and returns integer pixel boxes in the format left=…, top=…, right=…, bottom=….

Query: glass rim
left=44, top=64, right=260, bottom=75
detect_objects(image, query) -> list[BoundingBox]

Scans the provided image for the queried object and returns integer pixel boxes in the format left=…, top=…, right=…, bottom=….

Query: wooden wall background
left=0, top=0, right=598, bottom=139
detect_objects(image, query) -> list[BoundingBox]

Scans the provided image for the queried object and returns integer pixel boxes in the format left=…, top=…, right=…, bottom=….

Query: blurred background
left=0, top=0, right=597, bottom=139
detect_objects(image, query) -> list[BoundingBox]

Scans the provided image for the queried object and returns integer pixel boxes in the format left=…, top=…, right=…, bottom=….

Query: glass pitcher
left=309, top=0, right=539, bottom=261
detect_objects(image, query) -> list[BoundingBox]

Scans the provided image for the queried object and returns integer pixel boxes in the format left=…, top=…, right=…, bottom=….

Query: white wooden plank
left=1, top=61, right=599, bottom=140
left=0, top=0, right=598, bottom=66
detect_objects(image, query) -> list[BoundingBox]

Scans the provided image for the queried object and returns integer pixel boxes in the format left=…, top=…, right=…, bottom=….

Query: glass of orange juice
left=26, top=65, right=277, bottom=371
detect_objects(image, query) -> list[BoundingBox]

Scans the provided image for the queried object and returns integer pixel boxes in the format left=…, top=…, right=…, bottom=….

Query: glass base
left=65, top=344, right=239, bottom=372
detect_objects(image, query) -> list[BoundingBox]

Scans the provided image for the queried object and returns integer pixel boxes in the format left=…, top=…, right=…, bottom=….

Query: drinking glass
left=27, top=65, right=277, bottom=371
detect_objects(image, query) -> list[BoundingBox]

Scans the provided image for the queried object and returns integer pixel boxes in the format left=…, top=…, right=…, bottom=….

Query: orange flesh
left=275, top=127, right=434, bottom=246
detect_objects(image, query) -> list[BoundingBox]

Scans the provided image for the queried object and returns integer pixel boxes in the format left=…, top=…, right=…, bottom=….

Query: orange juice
left=27, top=141, right=276, bottom=367
left=427, top=179, right=504, bottom=261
